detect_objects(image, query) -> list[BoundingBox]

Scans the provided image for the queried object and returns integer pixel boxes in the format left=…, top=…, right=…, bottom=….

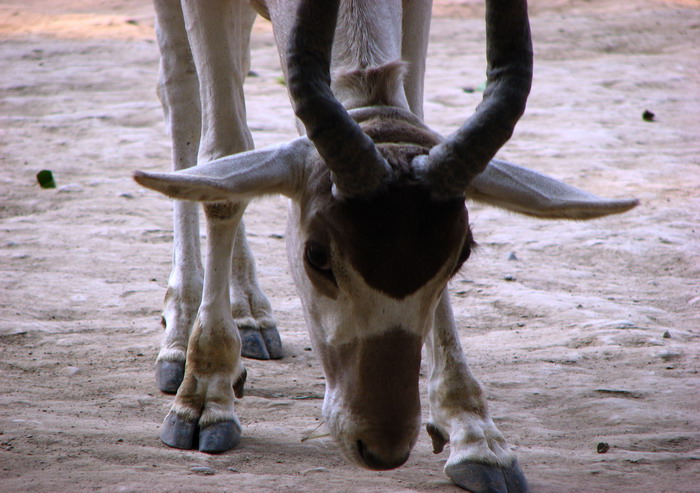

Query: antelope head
left=135, top=0, right=635, bottom=470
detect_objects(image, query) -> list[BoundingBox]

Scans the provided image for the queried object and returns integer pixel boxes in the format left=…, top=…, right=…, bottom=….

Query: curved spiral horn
left=423, top=0, right=533, bottom=197
left=286, top=0, right=391, bottom=198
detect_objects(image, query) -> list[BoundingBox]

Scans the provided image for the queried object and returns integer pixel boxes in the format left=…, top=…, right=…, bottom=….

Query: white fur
left=140, top=0, right=637, bottom=479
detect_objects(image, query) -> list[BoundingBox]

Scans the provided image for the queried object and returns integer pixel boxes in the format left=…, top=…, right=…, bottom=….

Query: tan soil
left=1, top=0, right=699, bottom=491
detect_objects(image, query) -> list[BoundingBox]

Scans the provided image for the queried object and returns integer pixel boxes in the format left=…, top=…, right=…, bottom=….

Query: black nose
left=357, top=440, right=410, bottom=470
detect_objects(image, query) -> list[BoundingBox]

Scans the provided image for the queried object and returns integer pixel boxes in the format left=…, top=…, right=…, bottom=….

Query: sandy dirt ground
left=1, top=0, right=699, bottom=491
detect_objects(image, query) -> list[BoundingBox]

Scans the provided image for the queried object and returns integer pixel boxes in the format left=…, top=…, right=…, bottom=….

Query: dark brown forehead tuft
left=327, top=183, right=469, bottom=299
left=301, top=114, right=468, bottom=298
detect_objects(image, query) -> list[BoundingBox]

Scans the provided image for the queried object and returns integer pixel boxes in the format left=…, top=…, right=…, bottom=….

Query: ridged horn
left=286, top=0, right=391, bottom=198
left=423, top=0, right=533, bottom=197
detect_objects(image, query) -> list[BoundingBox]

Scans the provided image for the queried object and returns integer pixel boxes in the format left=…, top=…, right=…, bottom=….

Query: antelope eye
left=305, top=242, right=332, bottom=272
left=303, top=241, right=338, bottom=297
left=457, top=243, right=472, bottom=265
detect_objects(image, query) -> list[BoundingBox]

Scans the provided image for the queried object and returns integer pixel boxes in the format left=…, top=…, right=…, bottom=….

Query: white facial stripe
left=286, top=201, right=459, bottom=346
left=312, top=259, right=451, bottom=345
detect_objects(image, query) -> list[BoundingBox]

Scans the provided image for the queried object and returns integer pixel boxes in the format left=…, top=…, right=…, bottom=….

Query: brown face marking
left=328, top=181, right=471, bottom=299
left=301, top=117, right=474, bottom=299
left=317, top=327, right=423, bottom=446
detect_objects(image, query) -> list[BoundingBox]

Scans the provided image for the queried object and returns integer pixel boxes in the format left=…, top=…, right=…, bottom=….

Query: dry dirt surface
left=1, top=0, right=699, bottom=491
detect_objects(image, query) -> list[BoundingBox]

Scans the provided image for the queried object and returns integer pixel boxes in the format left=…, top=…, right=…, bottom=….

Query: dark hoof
left=501, top=461, right=528, bottom=492
left=446, top=459, right=528, bottom=493
left=160, top=411, right=197, bottom=450
left=240, top=327, right=270, bottom=360
left=198, top=420, right=242, bottom=453
left=156, top=360, right=185, bottom=394
left=426, top=422, right=448, bottom=454
left=233, top=368, right=247, bottom=398
left=261, top=326, right=283, bottom=359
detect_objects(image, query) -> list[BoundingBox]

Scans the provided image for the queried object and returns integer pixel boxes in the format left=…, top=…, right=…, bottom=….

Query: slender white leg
left=401, top=0, right=432, bottom=119
left=426, top=292, right=528, bottom=492
left=153, top=0, right=204, bottom=392
left=181, top=0, right=253, bottom=160
left=161, top=0, right=249, bottom=451
left=161, top=202, right=247, bottom=453
left=158, top=0, right=280, bottom=454
left=183, top=0, right=282, bottom=361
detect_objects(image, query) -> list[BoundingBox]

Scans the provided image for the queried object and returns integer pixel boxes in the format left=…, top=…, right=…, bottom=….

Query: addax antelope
left=134, top=0, right=638, bottom=491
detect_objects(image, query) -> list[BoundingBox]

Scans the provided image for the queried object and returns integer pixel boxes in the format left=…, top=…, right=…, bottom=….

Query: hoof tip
left=261, top=326, right=283, bottom=359
left=446, top=459, right=528, bottom=493
left=160, top=411, right=197, bottom=450
left=156, top=360, right=185, bottom=394
left=240, top=328, right=271, bottom=360
left=199, top=420, right=242, bottom=453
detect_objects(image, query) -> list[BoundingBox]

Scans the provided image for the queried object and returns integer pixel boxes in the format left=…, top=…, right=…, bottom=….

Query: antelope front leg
left=161, top=202, right=247, bottom=453
left=426, top=292, right=528, bottom=493
left=153, top=0, right=204, bottom=393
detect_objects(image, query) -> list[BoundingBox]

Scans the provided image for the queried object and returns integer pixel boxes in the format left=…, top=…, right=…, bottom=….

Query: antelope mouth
left=356, top=439, right=410, bottom=470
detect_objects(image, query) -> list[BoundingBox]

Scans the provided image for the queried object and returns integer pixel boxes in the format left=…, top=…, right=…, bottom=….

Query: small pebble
left=503, top=275, right=516, bottom=282
left=642, top=110, right=655, bottom=122
left=662, top=330, right=671, bottom=339
left=191, top=466, right=216, bottom=475
left=301, top=467, right=330, bottom=476
left=508, top=252, right=518, bottom=261
left=657, top=350, right=680, bottom=362
left=596, top=442, right=610, bottom=454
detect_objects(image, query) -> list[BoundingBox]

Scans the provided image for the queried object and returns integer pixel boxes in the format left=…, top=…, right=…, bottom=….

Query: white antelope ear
left=133, top=137, right=313, bottom=202
left=468, top=159, right=639, bottom=219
